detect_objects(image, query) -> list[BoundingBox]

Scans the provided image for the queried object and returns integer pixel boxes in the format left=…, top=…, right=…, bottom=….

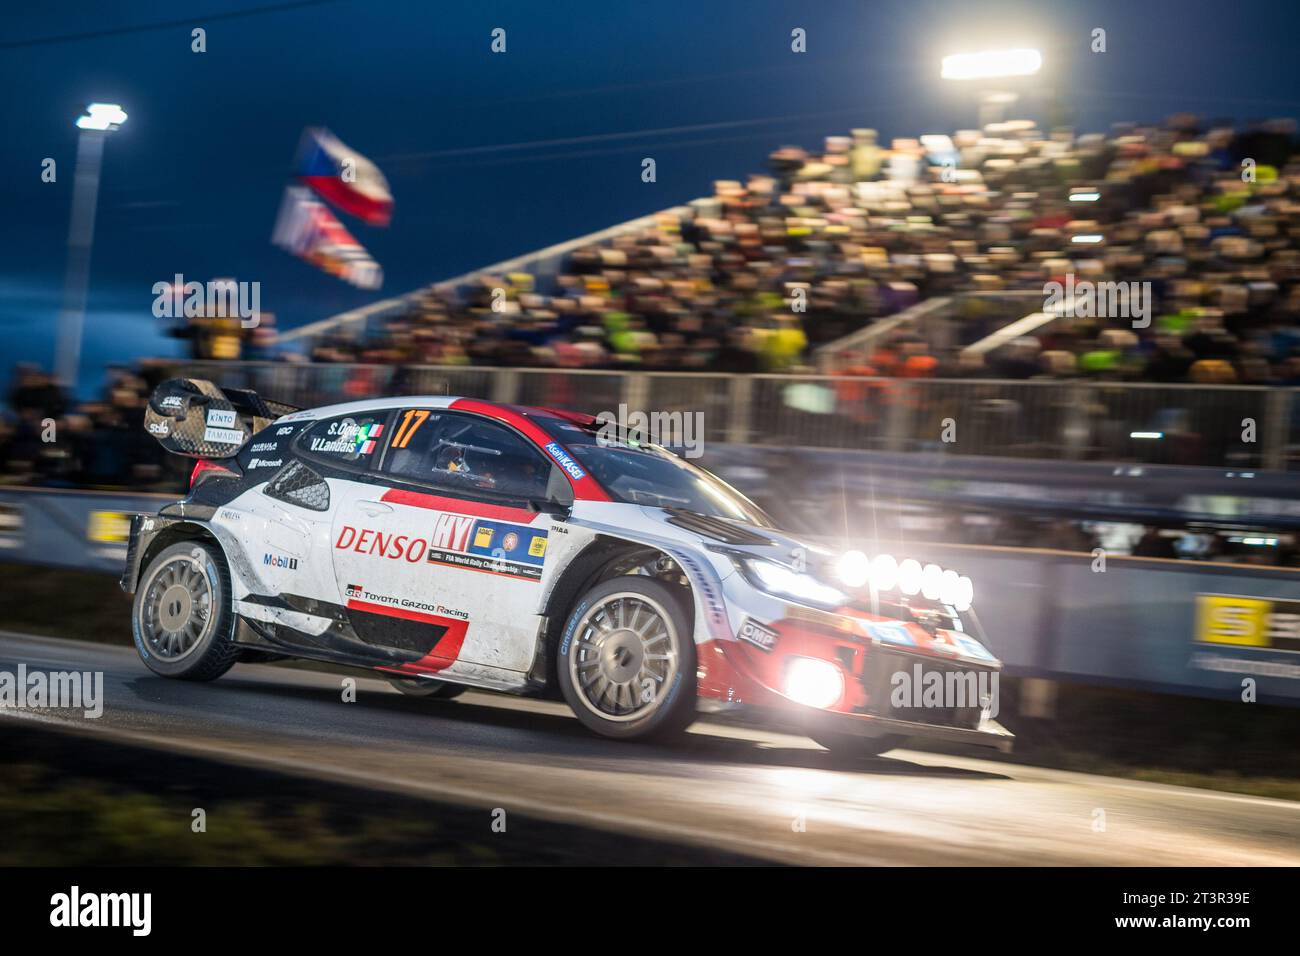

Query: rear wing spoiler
left=144, top=377, right=300, bottom=459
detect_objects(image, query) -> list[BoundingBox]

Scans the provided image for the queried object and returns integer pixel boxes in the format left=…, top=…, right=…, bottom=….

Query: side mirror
left=529, top=498, right=571, bottom=518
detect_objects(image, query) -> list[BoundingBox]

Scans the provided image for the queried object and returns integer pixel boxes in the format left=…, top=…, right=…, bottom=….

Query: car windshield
left=538, top=419, right=774, bottom=527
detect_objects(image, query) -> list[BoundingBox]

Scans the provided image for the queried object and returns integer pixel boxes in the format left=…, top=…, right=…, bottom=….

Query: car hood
left=641, top=506, right=829, bottom=566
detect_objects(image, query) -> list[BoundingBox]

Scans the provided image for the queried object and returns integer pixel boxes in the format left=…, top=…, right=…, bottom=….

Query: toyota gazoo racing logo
left=335, top=509, right=549, bottom=581
left=543, top=441, right=586, bottom=481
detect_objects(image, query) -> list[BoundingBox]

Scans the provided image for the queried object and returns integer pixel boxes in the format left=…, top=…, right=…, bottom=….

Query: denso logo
left=544, top=441, right=586, bottom=481
left=335, top=525, right=429, bottom=563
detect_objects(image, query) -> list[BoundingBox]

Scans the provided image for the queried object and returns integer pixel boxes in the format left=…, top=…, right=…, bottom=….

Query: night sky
left=2, top=0, right=1299, bottom=393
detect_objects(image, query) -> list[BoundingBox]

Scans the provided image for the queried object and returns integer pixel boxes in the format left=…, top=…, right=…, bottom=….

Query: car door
left=329, top=407, right=571, bottom=675
left=240, top=409, right=394, bottom=660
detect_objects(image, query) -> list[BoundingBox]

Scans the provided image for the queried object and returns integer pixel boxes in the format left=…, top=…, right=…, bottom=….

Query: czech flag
left=294, top=127, right=393, bottom=227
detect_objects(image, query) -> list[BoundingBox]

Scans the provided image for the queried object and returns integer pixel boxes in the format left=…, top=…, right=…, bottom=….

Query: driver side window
left=381, top=410, right=565, bottom=504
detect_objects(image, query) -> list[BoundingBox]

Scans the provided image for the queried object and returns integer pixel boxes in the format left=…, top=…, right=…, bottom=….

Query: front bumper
left=775, top=705, right=1015, bottom=752
left=696, top=605, right=1015, bottom=752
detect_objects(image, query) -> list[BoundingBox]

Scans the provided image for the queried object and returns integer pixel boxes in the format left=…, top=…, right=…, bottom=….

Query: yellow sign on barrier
left=1196, top=594, right=1300, bottom=652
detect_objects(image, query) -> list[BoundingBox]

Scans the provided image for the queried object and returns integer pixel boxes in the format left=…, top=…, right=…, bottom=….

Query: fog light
left=784, top=657, right=844, bottom=709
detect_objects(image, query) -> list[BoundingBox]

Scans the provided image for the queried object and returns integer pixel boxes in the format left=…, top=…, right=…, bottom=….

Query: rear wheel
left=811, top=731, right=902, bottom=759
left=387, top=677, right=467, bottom=699
left=132, top=540, right=239, bottom=681
left=557, top=576, right=696, bottom=741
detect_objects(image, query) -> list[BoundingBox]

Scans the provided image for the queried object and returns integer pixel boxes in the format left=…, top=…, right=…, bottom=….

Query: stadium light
left=57, top=102, right=128, bottom=388
left=75, top=102, right=128, bottom=131
left=941, top=48, right=1042, bottom=81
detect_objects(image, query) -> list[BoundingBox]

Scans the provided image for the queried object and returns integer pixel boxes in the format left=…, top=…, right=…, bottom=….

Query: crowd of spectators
left=1, top=362, right=183, bottom=490
left=295, top=115, right=1300, bottom=386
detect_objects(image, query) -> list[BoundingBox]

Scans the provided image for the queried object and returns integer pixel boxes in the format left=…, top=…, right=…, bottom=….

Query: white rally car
left=122, top=379, right=1012, bottom=755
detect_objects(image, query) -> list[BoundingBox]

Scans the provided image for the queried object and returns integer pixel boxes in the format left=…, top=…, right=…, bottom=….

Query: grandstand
left=279, top=116, right=1300, bottom=387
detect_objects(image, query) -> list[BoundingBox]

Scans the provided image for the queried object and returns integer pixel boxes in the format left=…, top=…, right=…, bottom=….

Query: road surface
left=2, top=632, right=1297, bottom=865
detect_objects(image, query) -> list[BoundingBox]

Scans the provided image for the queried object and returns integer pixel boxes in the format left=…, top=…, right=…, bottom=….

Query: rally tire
left=557, top=576, right=697, bottom=741
left=811, top=731, right=902, bottom=759
left=132, top=540, right=239, bottom=681
left=388, top=677, right=468, bottom=699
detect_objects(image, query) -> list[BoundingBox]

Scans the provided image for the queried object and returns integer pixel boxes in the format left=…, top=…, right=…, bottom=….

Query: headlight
left=835, top=549, right=871, bottom=589
left=870, top=553, right=898, bottom=591
left=921, top=563, right=944, bottom=600
left=953, top=575, right=974, bottom=612
left=784, top=657, right=844, bottom=709
left=739, top=557, right=847, bottom=609
left=898, top=558, right=923, bottom=596
left=835, top=550, right=975, bottom=612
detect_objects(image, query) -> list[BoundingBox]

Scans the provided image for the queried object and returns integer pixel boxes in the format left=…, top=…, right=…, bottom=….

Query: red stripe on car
left=347, top=598, right=469, bottom=672
left=380, top=487, right=538, bottom=523
left=448, top=398, right=611, bottom=501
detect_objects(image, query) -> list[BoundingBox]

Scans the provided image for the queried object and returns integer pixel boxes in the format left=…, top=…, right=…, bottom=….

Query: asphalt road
left=3, top=632, right=1298, bottom=866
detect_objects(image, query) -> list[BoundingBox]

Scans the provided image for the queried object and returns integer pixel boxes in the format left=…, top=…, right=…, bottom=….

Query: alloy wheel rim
left=141, top=556, right=214, bottom=661
left=568, top=592, right=679, bottom=722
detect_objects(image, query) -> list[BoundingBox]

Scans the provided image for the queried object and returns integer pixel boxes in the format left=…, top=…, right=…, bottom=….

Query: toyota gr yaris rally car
left=122, top=378, right=1012, bottom=755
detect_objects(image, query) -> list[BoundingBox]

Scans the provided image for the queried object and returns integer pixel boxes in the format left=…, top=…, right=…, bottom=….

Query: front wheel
left=811, top=731, right=902, bottom=759
left=557, top=576, right=697, bottom=741
left=132, top=540, right=239, bottom=681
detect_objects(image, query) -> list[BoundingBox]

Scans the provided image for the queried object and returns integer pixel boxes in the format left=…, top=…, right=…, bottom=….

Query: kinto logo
left=152, top=274, right=261, bottom=328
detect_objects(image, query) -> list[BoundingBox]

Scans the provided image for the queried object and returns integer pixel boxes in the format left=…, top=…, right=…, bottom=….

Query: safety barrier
left=2, top=467, right=1297, bottom=704
left=173, top=360, right=1298, bottom=470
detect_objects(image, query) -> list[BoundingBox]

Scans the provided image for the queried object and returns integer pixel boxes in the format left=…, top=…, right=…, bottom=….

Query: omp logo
left=262, top=552, right=298, bottom=570
left=738, top=619, right=779, bottom=651
left=543, top=441, right=586, bottom=481
left=50, top=886, right=151, bottom=936
left=1196, top=594, right=1300, bottom=653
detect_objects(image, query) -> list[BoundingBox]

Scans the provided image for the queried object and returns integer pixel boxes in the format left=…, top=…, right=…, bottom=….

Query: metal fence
left=175, top=361, right=1300, bottom=470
